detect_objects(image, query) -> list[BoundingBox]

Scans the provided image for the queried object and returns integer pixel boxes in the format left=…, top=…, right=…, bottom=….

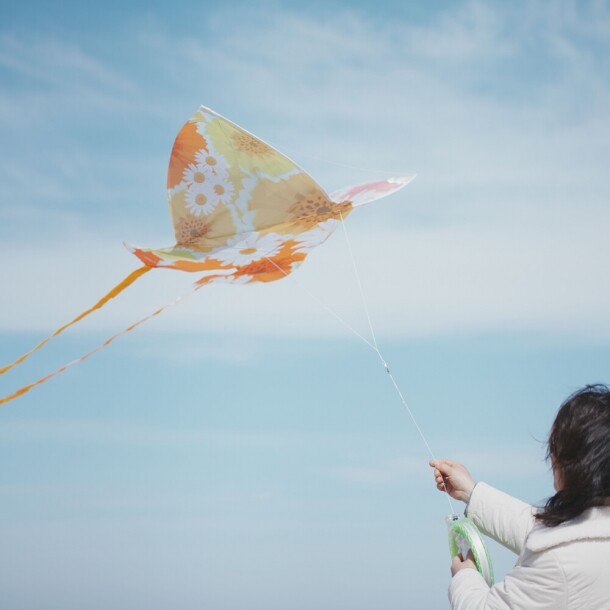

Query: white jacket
left=449, top=482, right=610, bottom=609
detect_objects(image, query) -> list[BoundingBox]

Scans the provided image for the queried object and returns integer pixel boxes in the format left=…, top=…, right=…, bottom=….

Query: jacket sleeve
left=449, top=549, right=567, bottom=610
left=466, top=482, right=536, bottom=554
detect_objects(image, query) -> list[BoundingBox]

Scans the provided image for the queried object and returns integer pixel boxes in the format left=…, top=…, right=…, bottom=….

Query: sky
left=1, top=0, right=609, bottom=608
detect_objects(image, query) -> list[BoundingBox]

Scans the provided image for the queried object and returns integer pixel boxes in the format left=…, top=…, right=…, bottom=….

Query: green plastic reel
left=447, top=514, right=494, bottom=586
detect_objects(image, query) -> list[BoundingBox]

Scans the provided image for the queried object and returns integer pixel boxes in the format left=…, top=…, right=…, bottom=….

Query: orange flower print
left=289, top=192, right=352, bottom=230
left=175, top=216, right=211, bottom=247
left=231, top=132, right=274, bottom=157
left=167, top=121, right=207, bottom=189
left=234, top=241, right=306, bottom=282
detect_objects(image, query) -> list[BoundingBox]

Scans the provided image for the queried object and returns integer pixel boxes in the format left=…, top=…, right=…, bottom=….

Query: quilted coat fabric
left=449, top=482, right=610, bottom=609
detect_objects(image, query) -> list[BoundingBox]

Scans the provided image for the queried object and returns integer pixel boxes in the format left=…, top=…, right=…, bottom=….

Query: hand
left=429, top=459, right=476, bottom=503
left=451, top=550, right=477, bottom=576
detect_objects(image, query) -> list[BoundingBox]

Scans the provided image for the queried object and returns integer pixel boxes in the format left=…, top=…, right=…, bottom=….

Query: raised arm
left=466, top=482, right=536, bottom=555
left=430, top=460, right=536, bottom=554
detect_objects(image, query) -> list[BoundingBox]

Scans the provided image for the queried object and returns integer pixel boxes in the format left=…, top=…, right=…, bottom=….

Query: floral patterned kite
left=1, top=106, right=413, bottom=405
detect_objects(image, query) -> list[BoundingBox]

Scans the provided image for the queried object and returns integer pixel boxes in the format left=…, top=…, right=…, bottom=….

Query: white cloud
left=130, top=337, right=262, bottom=365
left=4, top=6, right=605, bottom=609
left=1, top=207, right=609, bottom=343
left=407, top=0, right=515, bottom=62
left=0, top=34, right=135, bottom=93
left=1, top=1, right=609, bottom=344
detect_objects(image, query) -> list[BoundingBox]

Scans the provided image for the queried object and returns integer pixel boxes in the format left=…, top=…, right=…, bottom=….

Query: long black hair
left=537, top=384, right=610, bottom=527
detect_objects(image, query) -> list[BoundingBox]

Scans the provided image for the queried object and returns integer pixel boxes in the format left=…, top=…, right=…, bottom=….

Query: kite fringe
left=0, top=274, right=223, bottom=407
left=0, top=265, right=151, bottom=377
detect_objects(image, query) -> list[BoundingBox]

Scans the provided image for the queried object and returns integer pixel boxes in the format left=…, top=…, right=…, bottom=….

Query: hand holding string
left=429, top=459, right=476, bottom=504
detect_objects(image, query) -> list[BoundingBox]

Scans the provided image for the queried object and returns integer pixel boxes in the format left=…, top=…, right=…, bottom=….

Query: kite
left=0, top=106, right=413, bottom=405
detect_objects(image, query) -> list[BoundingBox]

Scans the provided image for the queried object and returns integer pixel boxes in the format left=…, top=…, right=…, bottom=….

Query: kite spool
left=446, top=514, right=494, bottom=586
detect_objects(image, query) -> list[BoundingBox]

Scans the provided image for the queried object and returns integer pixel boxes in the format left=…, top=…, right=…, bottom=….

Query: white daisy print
left=182, top=162, right=209, bottom=186
left=184, top=168, right=235, bottom=216
left=214, top=232, right=283, bottom=267
left=194, top=148, right=227, bottom=173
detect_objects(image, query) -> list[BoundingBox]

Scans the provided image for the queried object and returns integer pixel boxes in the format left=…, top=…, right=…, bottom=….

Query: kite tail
left=0, top=265, right=151, bottom=376
left=0, top=273, right=224, bottom=407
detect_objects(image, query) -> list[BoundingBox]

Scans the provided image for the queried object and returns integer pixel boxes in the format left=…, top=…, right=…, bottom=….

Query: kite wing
left=330, top=176, right=415, bottom=208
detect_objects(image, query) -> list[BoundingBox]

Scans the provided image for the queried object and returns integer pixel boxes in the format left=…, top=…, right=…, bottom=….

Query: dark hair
left=537, top=384, right=610, bottom=527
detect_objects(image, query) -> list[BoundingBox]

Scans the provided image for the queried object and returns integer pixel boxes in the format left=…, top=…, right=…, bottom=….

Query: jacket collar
left=526, top=506, right=610, bottom=553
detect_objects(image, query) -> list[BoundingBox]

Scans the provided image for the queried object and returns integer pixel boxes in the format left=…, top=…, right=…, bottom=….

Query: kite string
left=264, top=231, right=456, bottom=515
left=271, top=269, right=377, bottom=352
left=337, top=211, right=456, bottom=514
left=338, top=213, right=381, bottom=354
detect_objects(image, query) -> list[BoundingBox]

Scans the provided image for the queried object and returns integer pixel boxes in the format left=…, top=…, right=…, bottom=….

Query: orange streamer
left=0, top=265, right=151, bottom=376
left=0, top=273, right=222, bottom=407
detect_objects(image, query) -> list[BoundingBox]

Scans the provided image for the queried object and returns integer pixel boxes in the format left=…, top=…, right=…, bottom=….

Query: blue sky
left=1, top=1, right=609, bottom=608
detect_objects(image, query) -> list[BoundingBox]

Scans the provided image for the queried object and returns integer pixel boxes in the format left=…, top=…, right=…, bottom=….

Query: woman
left=430, top=384, right=610, bottom=609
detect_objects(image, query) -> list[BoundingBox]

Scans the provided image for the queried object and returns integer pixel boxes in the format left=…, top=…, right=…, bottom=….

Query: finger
left=430, top=459, right=452, bottom=470
left=435, top=472, right=449, bottom=484
left=434, top=460, right=454, bottom=476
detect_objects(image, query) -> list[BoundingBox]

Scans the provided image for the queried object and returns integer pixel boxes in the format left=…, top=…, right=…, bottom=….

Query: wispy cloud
left=330, top=441, right=548, bottom=487
left=4, top=6, right=603, bottom=610
left=1, top=213, right=609, bottom=342
left=1, top=1, right=609, bottom=344
left=0, top=34, right=136, bottom=93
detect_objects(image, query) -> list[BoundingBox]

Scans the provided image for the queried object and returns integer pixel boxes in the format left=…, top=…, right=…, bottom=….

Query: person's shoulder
left=526, top=506, right=610, bottom=553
